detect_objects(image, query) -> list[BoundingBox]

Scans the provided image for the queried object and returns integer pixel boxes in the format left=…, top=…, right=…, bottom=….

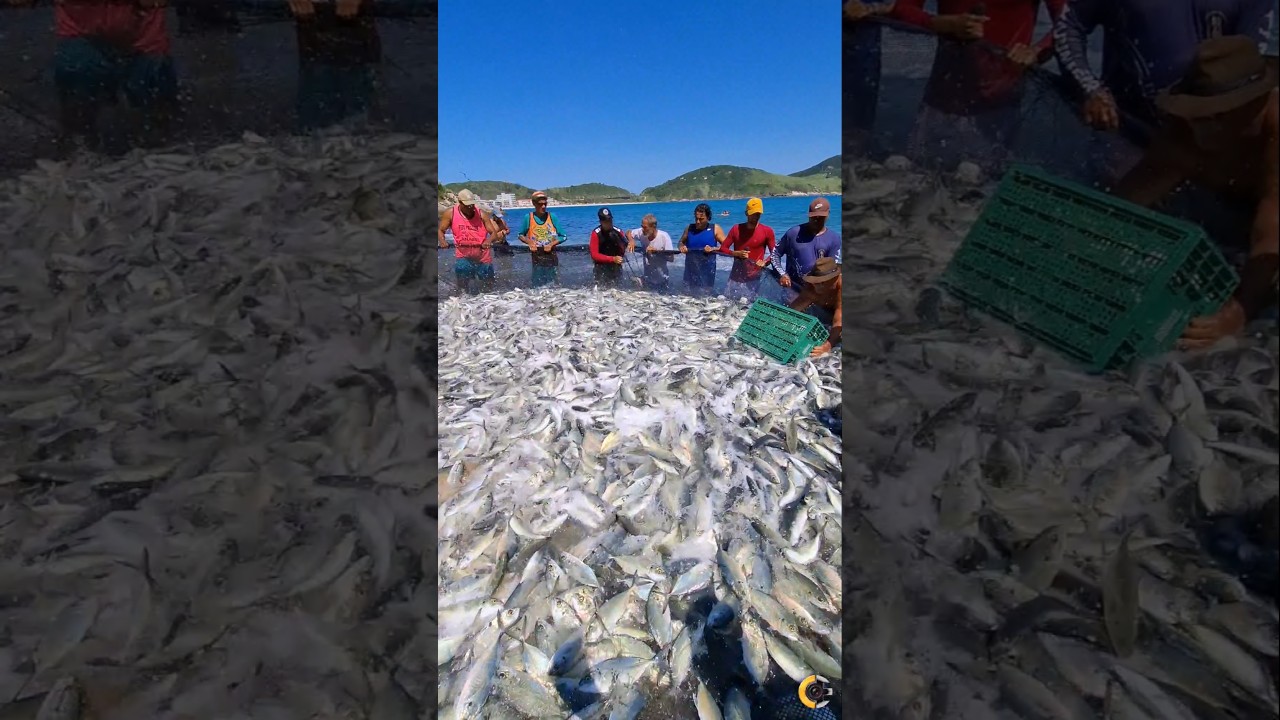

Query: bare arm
left=1236, top=95, right=1280, bottom=319
left=830, top=281, right=843, bottom=346
left=438, top=208, right=452, bottom=246
left=1111, top=132, right=1190, bottom=209
left=1253, top=96, right=1280, bottom=259
left=678, top=227, right=689, bottom=251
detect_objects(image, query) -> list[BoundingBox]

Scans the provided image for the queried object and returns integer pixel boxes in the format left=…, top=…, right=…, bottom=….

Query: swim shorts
left=54, top=37, right=177, bottom=109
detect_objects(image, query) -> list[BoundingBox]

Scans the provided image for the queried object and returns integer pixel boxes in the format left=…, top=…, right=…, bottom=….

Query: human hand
left=779, top=275, right=792, bottom=288
left=844, top=0, right=893, bottom=21
left=481, top=240, right=492, bottom=250
left=733, top=250, right=749, bottom=259
left=755, top=259, right=767, bottom=268
left=287, top=0, right=315, bottom=18
left=809, top=341, right=832, bottom=358
left=680, top=246, right=688, bottom=254
left=932, top=13, right=986, bottom=40
left=703, top=245, right=715, bottom=254
left=1178, top=298, right=1246, bottom=350
left=646, top=245, right=658, bottom=254
left=1006, top=43, right=1037, bottom=67
left=615, top=256, right=624, bottom=265
left=844, top=0, right=872, bottom=21
left=336, top=0, right=360, bottom=18
left=438, top=240, right=450, bottom=249
left=1083, top=89, right=1120, bottom=131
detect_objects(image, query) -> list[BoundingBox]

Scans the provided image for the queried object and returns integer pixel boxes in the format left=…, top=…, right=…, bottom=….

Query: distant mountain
left=639, top=165, right=840, bottom=202
left=790, top=155, right=840, bottom=178
left=440, top=157, right=839, bottom=207
left=545, top=183, right=637, bottom=204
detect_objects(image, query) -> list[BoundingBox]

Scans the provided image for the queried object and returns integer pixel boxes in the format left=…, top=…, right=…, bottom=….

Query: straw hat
left=803, top=257, right=840, bottom=284
left=1156, top=36, right=1276, bottom=119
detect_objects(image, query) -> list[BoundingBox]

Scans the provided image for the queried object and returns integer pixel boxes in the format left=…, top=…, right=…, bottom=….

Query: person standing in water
left=1054, top=0, right=1274, bottom=183
left=589, top=207, right=628, bottom=288
left=517, top=191, right=564, bottom=288
left=288, top=0, right=384, bottom=131
left=1110, top=36, right=1278, bottom=346
left=678, top=203, right=727, bottom=297
left=719, top=197, right=777, bottom=302
left=774, top=197, right=841, bottom=302
left=891, top=0, right=1066, bottom=174
left=845, top=1, right=898, bottom=157
left=5, top=0, right=178, bottom=153
left=627, top=214, right=675, bottom=291
left=438, top=189, right=505, bottom=295
left=789, top=257, right=843, bottom=358
left=489, top=207, right=511, bottom=251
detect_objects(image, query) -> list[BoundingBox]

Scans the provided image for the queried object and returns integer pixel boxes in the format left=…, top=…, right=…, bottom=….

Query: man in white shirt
left=626, top=214, right=674, bottom=290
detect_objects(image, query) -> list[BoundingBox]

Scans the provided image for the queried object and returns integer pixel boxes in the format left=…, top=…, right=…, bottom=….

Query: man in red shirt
left=6, top=0, right=177, bottom=151
left=719, top=197, right=777, bottom=302
left=892, top=0, right=1065, bottom=173
left=589, top=207, right=628, bottom=288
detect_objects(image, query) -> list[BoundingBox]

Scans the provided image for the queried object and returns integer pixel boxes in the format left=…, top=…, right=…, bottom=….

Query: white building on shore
left=492, top=192, right=517, bottom=208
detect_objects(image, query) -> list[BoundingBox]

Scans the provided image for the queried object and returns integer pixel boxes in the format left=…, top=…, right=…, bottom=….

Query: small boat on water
left=718, top=211, right=730, bottom=217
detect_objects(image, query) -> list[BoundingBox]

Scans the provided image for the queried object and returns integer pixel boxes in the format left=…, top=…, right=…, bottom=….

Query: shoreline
left=441, top=192, right=837, bottom=212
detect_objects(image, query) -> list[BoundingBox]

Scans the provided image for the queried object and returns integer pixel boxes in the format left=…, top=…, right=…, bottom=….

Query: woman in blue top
left=678, top=203, right=727, bottom=296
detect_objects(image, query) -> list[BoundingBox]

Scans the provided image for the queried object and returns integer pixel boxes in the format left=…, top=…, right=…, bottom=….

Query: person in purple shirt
left=773, top=197, right=842, bottom=302
left=1055, top=0, right=1274, bottom=181
left=1056, top=0, right=1273, bottom=128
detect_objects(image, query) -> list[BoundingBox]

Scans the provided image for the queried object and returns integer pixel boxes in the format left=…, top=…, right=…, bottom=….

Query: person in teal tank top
left=518, top=191, right=565, bottom=287
left=678, top=203, right=727, bottom=296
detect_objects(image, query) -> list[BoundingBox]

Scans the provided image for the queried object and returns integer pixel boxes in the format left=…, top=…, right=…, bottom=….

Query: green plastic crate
left=940, top=165, right=1238, bottom=373
left=735, top=298, right=829, bottom=364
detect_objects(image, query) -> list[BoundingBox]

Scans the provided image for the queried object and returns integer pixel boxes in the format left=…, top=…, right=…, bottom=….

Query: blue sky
left=438, top=1, right=840, bottom=193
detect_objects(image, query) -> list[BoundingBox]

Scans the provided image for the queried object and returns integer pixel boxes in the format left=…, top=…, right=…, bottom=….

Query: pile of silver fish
left=438, top=288, right=843, bottom=719
left=842, top=155, right=1280, bottom=719
left=0, top=133, right=441, bottom=718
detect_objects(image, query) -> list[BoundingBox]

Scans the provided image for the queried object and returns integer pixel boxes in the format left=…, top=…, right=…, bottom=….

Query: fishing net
left=849, top=14, right=1123, bottom=185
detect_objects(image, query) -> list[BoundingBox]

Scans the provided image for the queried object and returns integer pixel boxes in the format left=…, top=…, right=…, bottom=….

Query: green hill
left=441, top=180, right=535, bottom=198
left=790, top=155, right=840, bottom=178
left=544, top=183, right=637, bottom=203
left=639, top=165, right=840, bottom=202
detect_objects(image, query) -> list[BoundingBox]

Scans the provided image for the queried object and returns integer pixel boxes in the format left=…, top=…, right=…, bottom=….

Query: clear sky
left=438, top=1, right=840, bottom=193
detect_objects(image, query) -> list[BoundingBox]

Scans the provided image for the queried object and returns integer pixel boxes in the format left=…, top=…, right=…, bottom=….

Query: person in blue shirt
left=678, top=203, right=727, bottom=297
left=773, top=197, right=842, bottom=302
left=1054, top=0, right=1274, bottom=182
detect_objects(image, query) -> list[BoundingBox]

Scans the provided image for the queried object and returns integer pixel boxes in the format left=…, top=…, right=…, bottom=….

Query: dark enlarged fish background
left=0, top=3, right=445, bottom=719
left=839, top=12, right=1280, bottom=720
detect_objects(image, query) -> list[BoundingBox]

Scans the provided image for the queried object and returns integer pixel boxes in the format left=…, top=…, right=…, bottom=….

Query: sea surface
left=449, top=195, right=843, bottom=247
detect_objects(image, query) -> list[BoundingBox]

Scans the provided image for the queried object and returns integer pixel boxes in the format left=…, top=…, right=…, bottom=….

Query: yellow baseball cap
left=745, top=197, right=763, bottom=215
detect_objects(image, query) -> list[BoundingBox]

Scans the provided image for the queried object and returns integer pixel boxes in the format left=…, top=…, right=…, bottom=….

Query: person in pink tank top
left=438, top=188, right=506, bottom=294
left=6, top=0, right=177, bottom=153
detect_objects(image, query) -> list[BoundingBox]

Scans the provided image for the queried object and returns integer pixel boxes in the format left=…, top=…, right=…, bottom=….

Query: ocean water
left=451, top=195, right=842, bottom=247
